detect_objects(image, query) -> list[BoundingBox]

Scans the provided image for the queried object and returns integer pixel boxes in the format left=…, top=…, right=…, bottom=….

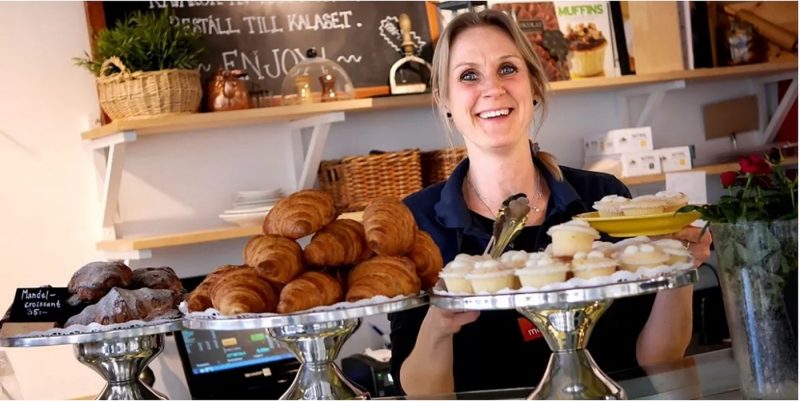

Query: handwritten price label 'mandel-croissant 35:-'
left=7, top=287, right=75, bottom=324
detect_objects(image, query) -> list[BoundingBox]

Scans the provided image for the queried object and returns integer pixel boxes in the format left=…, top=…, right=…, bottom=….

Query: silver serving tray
left=183, top=294, right=428, bottom=330
left=0, top=319, right=183, bottom=347
left=431, top=269, right=697, bottom=310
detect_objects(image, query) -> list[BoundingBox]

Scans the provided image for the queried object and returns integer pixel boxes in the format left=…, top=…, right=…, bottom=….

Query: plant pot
left=711, top=220, right=798, bottom=399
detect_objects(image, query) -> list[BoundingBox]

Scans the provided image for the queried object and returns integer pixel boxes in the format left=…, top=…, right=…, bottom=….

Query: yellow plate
left=573, top=211, right=701, bottom=237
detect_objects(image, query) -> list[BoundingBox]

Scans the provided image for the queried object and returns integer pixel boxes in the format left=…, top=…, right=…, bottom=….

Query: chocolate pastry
left=67, top=261, right=133, bottom=305
left=65, top=287, right=181, bottom=327
left=129, top=267, right=184, bottom=295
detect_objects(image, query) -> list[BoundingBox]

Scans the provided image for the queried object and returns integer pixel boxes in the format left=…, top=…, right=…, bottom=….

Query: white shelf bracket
left=86, top=131, right=137, bottom=241
left=287, top=112, right=346, bottom=191
left=616, top=80, right=686, bottom=127
left=751, top=72, right=798, bottom=145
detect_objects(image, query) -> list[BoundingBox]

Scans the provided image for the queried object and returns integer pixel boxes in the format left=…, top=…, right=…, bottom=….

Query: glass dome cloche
left=281, top=48, right=355, bottom=106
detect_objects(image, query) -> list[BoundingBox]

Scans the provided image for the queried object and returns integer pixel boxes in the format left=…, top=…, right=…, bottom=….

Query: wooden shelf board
left=81, top=98, right=374, bottom=140
left=81, top=62, right=796, bottom=141
left=621, top=156, right=798, bottom=186
left=97, top=211, right=365, bottom=252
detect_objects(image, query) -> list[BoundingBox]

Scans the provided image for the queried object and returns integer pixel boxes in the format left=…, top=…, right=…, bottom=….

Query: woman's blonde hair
left=431, top=9, right=563, bottom=181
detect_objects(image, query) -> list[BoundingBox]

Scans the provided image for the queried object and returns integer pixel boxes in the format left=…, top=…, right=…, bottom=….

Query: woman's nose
left=481, top=75, right=506, bottom=98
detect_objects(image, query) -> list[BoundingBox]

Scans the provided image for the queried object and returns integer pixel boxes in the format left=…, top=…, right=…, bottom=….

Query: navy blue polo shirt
left=388, top=156, right=657, bottom=394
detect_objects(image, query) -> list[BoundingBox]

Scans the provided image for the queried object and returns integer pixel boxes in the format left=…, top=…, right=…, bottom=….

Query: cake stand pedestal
left=184, top=295, right=428, bottom=400
left=0, top=320, right=182, bottom=400
left=431, top=269, right=697, bottom=400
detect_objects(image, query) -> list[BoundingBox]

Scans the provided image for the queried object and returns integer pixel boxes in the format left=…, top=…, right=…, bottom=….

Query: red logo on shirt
left=517, top=317, right=544, bottom=342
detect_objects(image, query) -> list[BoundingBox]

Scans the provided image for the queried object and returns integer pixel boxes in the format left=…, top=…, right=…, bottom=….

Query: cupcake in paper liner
left=619, top=244, right=670, bottom=272
left=465, top=259, right=518, bottom=294
left=571, top=250, right=618, bottom=279
left=515, top=254, right=569, bottom=289
left=566, top=22, right=607, bottom=78
left=652, top=239, right=693, bottom=265
left=655, top=191, right=689, bottom=212
left=546, top=219, right=600, bottom=257
left=439, top=254, right=487, bottom=294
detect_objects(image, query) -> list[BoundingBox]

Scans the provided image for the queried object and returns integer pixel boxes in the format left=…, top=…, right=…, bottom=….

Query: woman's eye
left=500, top=64, right=518, bottom=75
left=460, top=70, right=478, bottom=82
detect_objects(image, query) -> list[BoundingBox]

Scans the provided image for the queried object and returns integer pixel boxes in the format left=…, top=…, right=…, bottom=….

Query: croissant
left=67, top=261, right=133, bottom=305
left=210, top=268, right=277, bottom=315
left=263, top=189, right=337, bottom=239
left=346, top=256, right=421, bottom=302
left=244, top=234, right=304, bottom=284
left=362, top=197, right=417, bottom=256
left=407, top=230, right=444, bottom=289
left=277, top=272, right=344, bottom=313
left=187, top=265, right=241, bottom=312
left=65, top=288, right=181, bottom=327
left=304, top=219, right=367, bottom=268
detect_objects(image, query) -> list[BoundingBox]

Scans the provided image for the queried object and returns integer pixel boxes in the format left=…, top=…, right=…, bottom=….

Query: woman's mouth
left=477, top=108, right=512, bottom=120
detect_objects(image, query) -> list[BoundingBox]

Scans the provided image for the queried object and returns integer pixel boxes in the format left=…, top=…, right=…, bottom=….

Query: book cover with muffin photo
left=553, top=1, right=620, bottom=79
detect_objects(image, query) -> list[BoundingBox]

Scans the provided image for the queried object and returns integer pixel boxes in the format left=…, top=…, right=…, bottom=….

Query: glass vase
left=711, top=220, right=798, bottom=399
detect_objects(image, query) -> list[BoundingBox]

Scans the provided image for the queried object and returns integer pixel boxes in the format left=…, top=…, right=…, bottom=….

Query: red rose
left=740, top=155, right=772, bottom=174
left=720, top=171, right=738, bottom=188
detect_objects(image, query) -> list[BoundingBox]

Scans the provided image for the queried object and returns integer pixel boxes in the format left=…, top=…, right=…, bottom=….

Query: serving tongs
left=484, top=194, right=531, bottom=258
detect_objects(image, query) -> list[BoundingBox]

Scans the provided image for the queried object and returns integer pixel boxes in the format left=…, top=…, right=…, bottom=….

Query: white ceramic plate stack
left=219, top=189, right=283, bottom=227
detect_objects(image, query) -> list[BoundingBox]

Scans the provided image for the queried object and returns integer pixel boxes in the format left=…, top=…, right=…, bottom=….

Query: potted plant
left=75, top=9, right=205, bottom=120
left=681, top=148, right=798, bottom=399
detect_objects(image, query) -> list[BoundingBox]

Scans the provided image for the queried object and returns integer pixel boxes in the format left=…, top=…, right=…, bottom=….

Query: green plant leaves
left=74, top=9, right=205, bottom=76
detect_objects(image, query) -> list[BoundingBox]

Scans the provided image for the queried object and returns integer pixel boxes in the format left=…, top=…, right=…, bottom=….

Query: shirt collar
left=434, top=147, right=583, bottom=229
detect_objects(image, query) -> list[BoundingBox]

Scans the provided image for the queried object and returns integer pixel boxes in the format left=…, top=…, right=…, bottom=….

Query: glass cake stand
left=0, top=319, right=182, bottom=400
left=183, top=295, right=428, bottom=400
left=430, top=269, right=698, bottom=400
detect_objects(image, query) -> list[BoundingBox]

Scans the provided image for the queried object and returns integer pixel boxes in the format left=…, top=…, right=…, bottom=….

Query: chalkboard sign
left=8, top=287, right=77, bottom=325
left=86, top=1, right=440, bottom=98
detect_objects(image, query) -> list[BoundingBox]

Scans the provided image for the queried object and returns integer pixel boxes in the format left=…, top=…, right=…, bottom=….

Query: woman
left=389, top=10, right=712, bottom=396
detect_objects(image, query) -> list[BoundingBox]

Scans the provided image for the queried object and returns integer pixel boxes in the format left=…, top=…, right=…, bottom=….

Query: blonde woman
left=389, top=9, right=712, bottom=396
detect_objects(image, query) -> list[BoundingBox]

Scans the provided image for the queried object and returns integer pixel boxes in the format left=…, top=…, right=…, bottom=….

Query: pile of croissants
left=187, top=189, right=443, bottom=315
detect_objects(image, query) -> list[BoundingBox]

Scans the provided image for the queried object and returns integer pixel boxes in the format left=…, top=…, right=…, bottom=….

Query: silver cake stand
left=431, top=269, right=698, bottom=400
left=0, top=319, right=182, bottom=400
left=184, top=295, right=427, bottom=400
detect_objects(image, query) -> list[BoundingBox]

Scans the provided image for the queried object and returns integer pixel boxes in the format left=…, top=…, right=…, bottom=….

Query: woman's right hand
left=422, top=306, right=480, bottom=338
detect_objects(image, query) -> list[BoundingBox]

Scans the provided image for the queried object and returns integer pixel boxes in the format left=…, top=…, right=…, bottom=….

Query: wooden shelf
left=621, top=156, right=798, bottom=186
left=97, top=211, right=364, bottom=252
left=81, top=62, right=797, bottom=141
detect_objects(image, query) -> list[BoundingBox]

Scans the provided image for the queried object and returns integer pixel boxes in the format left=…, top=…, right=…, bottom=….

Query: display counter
left=384, top=347, right=738, bottom=400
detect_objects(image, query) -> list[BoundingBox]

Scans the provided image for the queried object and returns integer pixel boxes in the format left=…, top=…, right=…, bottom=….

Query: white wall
left=0, top=1, right=786, bottom=399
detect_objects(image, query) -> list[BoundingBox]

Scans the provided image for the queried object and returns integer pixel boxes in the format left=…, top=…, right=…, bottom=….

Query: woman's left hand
left=672, top=226, right=713, bottom=267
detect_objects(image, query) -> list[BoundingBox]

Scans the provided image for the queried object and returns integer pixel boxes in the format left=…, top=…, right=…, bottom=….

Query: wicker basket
left=96, top=57, right=202, bottom=120
left=421, top=146, right=468, bottom=186
left=318, top=149, right=423, bottom=212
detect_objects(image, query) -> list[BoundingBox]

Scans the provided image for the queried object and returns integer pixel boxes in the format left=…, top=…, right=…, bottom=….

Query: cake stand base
left=268, top=319, right=369, bottom=400
left=74, top=333, right=168, bottom=400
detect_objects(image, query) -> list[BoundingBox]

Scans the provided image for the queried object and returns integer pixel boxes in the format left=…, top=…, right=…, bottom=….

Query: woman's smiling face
left=446, top=25, right=535, bottom=152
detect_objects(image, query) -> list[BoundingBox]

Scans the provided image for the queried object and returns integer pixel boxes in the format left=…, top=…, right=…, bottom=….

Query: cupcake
left=571, top=250, right=619, bottom=279
left=546, top=220, right=601, bottom=257
left=439, top=254, right=483, bottom=294
left=655, top=191, right=689, bottom=213
left=619, top=244, right=670, bottom=272
left=465, top=259, right=518, bottom=293
left=619, top=197, right=665, bottom=216
left=500, top=250, right=530, bottom=269
left=652, top=239, right=693, bottom=264
left=566, top=22, right=608, bottom=78
left=592, top=195, right=630, bottom=217
left=515, top=254, right=569, bottom=288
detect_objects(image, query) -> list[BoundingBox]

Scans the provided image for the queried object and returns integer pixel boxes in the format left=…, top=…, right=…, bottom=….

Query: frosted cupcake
left=655, top=191, right=689, bottom=212
left=500, top=250, right=530, bottom=269
left=619, top=197, right=665, bottom=216
left=592, top=195, right=630, bottom=217
left=546, top=220, right=601, bottom=257
left=571, top=250, right=619, bottom=279
left=619, top=244, right=670, bottom=272
left=515, top=254, right=569, bottom=288
left=439, top=254, right=482, bottom=294
left=591, top=241, right=616, bottom=257
left=465, top=259, right=518, bottom=293
left=652, top=239, right=693, bottom=264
